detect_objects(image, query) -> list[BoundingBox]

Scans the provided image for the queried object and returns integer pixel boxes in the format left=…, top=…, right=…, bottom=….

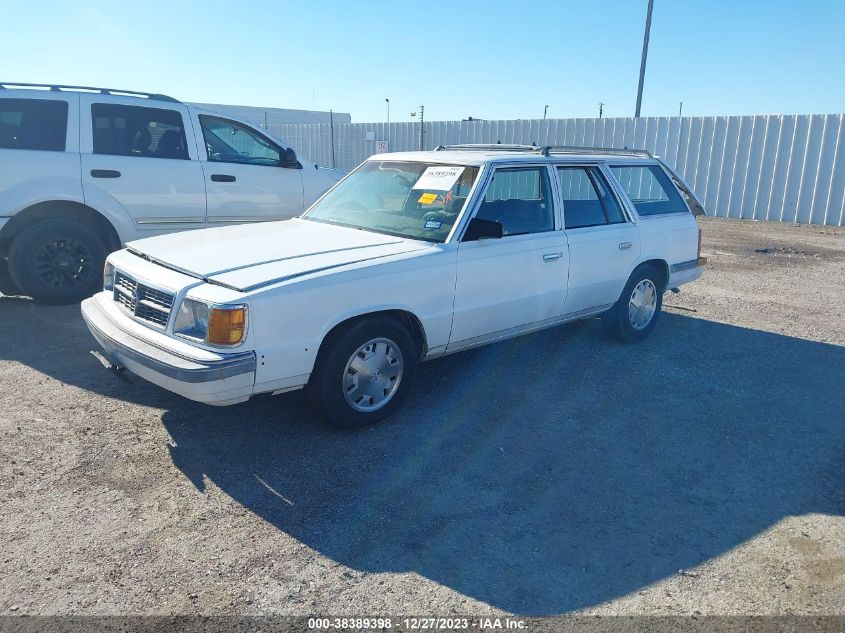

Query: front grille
left=113, top=271, right=175, bottom=329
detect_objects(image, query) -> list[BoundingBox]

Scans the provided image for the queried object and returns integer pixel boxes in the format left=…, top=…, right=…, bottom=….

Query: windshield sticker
left=423, top=219, right=443, bottom=230
left=412, top=166, right=465, bottom=191
left=418, top=192, right=438, bottom=205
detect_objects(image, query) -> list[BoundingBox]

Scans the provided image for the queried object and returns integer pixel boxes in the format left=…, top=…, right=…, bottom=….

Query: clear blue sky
left=4, top=0, right=844, bottom=122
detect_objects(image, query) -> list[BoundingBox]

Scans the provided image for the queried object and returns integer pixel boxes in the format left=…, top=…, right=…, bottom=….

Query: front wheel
left=306, top=317, right=418, bottom=429
left=601, top=265, right=664, bottom=343
left=8, top=218, right=107, bottom=305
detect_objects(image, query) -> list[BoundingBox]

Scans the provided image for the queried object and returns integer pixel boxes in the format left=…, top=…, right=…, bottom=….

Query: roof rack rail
left=540, top=145, right=653, bottom=158
left=433, top=143, right=653, bottom=158
left=434, top=143, right=540, bottom=152
left=0, top=82, right=180, bottom=103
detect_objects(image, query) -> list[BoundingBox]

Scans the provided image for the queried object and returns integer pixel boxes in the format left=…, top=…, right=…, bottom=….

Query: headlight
left=103, top=262, right=115, bottom=291
left=174, top=298, right=247, bottom=346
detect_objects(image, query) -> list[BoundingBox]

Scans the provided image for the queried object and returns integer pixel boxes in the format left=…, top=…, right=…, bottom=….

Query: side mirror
left=283, top=147, right=298, bottom=167
left=464, top=217, right=504, bottom=241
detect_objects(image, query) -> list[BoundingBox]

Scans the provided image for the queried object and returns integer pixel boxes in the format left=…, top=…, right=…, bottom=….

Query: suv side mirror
left=283, top=147, right=298, bottom=168
left=464, top=217, right=504, bottom=241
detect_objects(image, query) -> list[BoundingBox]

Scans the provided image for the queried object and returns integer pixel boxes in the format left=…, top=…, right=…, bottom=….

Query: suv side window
left=0, top=98, right=68, bottom=151
left=474, top=167, right=554, bottom=237
left=92, top=104, right=188, bottom=159
left=199, top=115, right=282, bottom=166
left=558, top=166, right=626, bottom=229
left=609, top=164, right=689, bottom=216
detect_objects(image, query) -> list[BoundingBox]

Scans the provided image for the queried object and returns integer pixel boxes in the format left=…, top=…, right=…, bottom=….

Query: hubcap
left=628, top=279, right=657, bottom=330
left=342, top=337, right=404, bottom=412
left=34, top=237, right=93, bottom=289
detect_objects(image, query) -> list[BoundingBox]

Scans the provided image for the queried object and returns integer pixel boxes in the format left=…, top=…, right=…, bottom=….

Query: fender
left=317, top=303, right=431, bottom=355
left=78, top=182, right=140, bottom=245
left=0, top=176, right=85, bottom=218
left=0, top=176, right=137, bottom=246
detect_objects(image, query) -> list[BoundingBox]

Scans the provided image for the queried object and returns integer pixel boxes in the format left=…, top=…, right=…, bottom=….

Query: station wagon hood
left=125, top=219, right=428, bottom=292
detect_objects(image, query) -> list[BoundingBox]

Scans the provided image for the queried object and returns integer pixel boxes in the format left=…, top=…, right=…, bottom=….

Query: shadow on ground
left=2, top=296, right=844, bottom=614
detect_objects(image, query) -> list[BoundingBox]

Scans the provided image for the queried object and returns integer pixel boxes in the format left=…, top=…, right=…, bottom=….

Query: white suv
left=0, top=82, right=343, bottom=304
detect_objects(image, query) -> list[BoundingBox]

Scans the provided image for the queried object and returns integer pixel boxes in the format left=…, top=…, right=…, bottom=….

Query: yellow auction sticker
left=418, top=192, right=438, bottom=204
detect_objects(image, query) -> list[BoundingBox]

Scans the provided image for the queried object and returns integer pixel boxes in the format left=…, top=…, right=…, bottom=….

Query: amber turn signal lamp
left=207, top=306, right=247, bottom=345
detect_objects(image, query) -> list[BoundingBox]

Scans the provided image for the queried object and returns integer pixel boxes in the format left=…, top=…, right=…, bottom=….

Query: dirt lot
left=0, top=217, right=843, bottom=618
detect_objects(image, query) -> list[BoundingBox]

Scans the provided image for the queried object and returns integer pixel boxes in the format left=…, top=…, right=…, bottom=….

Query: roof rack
left=433, top=143, right=653, bottom=158
left=434, top=143, right=540, bottom=152
left=541, top=145, right=653, bottom=158
left=0, top=82, right=180, bottom=103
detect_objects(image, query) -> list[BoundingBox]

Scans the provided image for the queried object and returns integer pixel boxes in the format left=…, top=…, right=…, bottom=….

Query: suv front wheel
left=306, top=316, right=418, bottom=429
left=8, top=218, right=107, bottom=305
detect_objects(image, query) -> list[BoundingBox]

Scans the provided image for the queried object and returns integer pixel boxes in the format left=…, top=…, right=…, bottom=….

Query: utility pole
left=599, top=102, right=604, bottom=119
left=634, top=0, right=654, bottom=118
left=678, top=101, right=683, bottom=117
left=329, top=109, right=335, bottom=169
left=385, top=98, right=390, bottom=148
left=543, top=105, right=549, bottom=120
left=418, top=105, right=425, bottom=150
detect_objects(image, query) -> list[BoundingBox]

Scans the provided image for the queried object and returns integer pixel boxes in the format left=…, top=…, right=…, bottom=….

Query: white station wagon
left=82, top=145, right=706, bottom=428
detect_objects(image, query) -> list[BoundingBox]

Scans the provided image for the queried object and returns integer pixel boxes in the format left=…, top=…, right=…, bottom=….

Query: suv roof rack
left=434, top=143, right=653, bottom=158
left=0, top=82, right=180, bottom=103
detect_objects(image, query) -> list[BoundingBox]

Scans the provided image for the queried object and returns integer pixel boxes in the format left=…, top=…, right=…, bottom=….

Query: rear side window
left=609, top=164, right=689, bottom=216
left=558, top=167, right=626, bottom=229
left=92, top=104, right=188, bottom=159
left=0, top=98, right=68, bottom=151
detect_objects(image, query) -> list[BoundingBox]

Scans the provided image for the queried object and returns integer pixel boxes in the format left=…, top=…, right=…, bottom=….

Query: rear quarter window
left=610, top=164, right=689, bottom=216
left=0, top=98, right=68, bottom=151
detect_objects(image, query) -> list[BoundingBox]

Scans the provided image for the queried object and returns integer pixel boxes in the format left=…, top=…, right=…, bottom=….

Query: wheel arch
left=0, top=200, right=122, bottom=258
left=633, top=257, right=670, bottom=291
left=316, top=308, right=429, bottom=363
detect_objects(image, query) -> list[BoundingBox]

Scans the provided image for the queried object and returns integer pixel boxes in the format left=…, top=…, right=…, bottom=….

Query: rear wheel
left=0, top=258, right=22, bottom=296
left=601, top=264, right=664, bottom=343
left=306, top=317, right=418, bottom=429
left=8, top=218, right=107, bottom=305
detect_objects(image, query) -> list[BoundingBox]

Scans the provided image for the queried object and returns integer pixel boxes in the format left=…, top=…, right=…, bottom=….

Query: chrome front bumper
left=81, top=295, right=256, bottom=405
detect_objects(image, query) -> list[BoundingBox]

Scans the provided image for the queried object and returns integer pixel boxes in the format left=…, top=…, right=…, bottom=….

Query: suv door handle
left=619, top=242, right=632, bottom=250
left=90, top=169, right=121, bottom=178
left=211, top=174, right=236, bottom=182
left=543, top=252, right=562, bottom=262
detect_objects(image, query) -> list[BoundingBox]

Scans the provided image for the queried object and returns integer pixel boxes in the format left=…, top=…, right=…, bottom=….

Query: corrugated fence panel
left=271, top=113, right=845, bottom=225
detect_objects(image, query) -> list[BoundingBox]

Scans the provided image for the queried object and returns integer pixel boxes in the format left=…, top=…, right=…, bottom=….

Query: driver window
left=475, top=167, right=554, bottom=236
left=198, top=115, right=282, bottom=166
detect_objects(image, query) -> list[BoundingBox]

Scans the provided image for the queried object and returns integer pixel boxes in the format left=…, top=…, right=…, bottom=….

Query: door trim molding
left=439, top=304, right=612, bottom=357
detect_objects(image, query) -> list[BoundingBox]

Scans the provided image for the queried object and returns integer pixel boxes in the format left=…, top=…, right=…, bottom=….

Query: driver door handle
left=543, top=252, right=562, bottom=262
left=211, top=174, right=236, bottom=182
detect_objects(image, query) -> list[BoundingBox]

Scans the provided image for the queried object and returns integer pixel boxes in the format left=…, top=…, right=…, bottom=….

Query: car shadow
left=2, top=296, right=844, bottom=614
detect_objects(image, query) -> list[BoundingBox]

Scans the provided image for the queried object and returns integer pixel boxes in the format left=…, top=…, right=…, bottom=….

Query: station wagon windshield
left=303, top=161, right=480, bottom=242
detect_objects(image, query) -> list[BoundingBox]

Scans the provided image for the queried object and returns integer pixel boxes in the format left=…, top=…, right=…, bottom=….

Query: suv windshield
left=304, top=161, right=480, bottom=242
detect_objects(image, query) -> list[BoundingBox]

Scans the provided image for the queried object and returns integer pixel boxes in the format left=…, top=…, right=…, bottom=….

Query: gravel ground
left=0, top=216, right=843, bottom=619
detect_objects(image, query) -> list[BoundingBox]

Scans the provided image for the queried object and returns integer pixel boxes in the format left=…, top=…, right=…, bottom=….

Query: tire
left=8, top=218, right=107, bottom=305
left=601, top=264, right=664, bottom=343
left=0, top=258, right=22, bottom=296
left=306, top=316, right=418, bottom=429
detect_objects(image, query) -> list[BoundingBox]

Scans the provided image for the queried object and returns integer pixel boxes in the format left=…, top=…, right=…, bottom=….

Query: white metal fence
left=272, top=114, right=845, bottom=226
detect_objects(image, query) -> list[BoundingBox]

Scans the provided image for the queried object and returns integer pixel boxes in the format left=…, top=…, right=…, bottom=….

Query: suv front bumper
left=81, top=294, right=256, bottom=406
